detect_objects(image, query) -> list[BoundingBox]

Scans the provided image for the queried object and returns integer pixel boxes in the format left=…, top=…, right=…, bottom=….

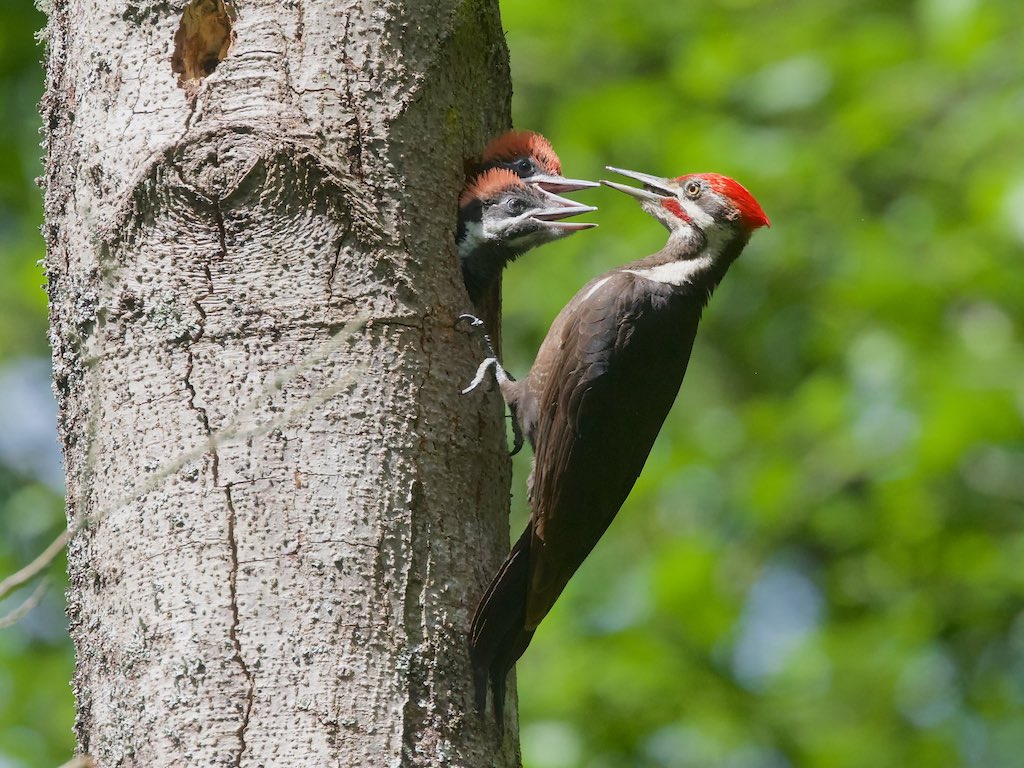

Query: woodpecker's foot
left=459, top=313, right=514, bottom=394
left=462, top=357, right=513, bottom=394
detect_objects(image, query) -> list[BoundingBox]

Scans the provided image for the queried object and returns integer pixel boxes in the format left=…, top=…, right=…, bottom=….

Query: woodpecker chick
left=460, top=131, right=598, bottom=354
left=479, top=130, right=599, bottom=193
left=467, top=166, right=769, bottom=725
left=457, top=168, right=597, bottom=305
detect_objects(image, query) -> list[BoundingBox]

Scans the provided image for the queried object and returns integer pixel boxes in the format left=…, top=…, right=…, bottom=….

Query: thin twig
left=0, top=577, right=51, bottom=630
left=0, top=534, right=68, bottom=602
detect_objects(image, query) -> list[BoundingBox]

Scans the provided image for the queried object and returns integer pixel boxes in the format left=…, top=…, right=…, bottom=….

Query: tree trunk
left=43, top=0, right=517, bottom=764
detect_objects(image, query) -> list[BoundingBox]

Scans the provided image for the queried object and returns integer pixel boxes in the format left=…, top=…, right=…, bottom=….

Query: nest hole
left=171, top=0, right=235, bottom=86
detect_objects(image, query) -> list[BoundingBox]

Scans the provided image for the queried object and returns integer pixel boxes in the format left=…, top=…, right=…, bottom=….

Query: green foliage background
left=0, top=2, right=76, bottom=766
left=2, top=0, right=1023, bottom=766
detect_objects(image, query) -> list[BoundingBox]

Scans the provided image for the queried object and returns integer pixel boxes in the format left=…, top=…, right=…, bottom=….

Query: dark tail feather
left=489, top=626, right=535, bottom=726
left=490, top=666, right=507, bottom=726
left=469, top=526, right=536, bottom=725
left=473, top=660, right=490, bottom=716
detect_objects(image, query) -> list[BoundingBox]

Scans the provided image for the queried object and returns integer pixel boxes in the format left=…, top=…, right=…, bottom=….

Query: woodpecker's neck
left=457, top=220, right=532, bottom=264
left=619, top=227, right=747, bottom=300
left=458, top=195, right=545, bottom=302
left=460, top=240, right=524, bottom=302
left=457, top=206, right=531, bottom=303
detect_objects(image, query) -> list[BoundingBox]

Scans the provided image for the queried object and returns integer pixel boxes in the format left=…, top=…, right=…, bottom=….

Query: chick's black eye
left=506, top=197, right=524, bottom=213
left=684, top=180, right=702, bottom=199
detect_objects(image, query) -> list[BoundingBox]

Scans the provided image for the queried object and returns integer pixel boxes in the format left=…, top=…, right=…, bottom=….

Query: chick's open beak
left=527, top=189, right=598, bottom=232
left=523, top=173, right=601, bottom=194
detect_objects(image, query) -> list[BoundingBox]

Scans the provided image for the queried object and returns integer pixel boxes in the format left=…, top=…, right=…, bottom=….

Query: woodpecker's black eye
left=516, top=159, right=534, bottom=175
left=684, top=180, right=702, bottom=199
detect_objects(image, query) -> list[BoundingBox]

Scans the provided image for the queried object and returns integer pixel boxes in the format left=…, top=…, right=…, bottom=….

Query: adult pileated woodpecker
left=465, top=166, right=769, bottom=723
left=460, top=131, right=597, bottom=348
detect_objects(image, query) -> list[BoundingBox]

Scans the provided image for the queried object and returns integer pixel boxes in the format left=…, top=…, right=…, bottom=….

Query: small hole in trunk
left=171, top=0, right=235, bottom=88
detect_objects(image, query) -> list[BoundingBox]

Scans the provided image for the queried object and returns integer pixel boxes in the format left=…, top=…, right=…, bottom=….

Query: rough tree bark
left=43, top=0, right=518, bottom=764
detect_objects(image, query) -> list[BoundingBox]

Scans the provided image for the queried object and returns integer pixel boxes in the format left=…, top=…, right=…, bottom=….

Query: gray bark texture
left=42, top=0, right=518, bottom=765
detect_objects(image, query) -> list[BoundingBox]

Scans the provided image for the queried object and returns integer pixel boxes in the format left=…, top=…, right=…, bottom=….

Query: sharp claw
left=510, top=417, right=524, bottom=457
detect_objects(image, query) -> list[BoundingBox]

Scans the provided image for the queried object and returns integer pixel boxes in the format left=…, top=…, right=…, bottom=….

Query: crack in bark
left=183, top=204, right=218, bottom=478
left=184, top=199, right=224, bottom=435
left=340, top=12, right=365, bottom=181
left=400, top=478, right=431, bottom=763
left=212, top=201, right=229, bottom=261
left=182, top=89, right=200, bottom=134
left=325, top=237, right=341, bottom=302
left=184, top=339, right=210, bottom=429
left=195, top=199, right=254, bottom=765
left=225, top=483, right=255, bottom=766
left=400, top=317, right=444, bottom=760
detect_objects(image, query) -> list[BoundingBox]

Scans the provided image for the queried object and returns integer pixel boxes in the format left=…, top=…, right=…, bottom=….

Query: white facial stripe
left=623, top=254, right=715, bottom=286
left=470, top=210, right=533, bottom=251
left=677, top=195, right=733, bottom=256
left=494, top=211, right=539, bottom=234
left=680, top=198, right=715, bottom=229
left=582, top=276, right=612, bottom=301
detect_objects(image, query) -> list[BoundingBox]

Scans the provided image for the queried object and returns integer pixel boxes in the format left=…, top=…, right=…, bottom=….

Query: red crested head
left=460, top=168, right=525, bottom=208
left=481, top=130, right=562, bottom=175
left=678, top=173, right=770, bottom=232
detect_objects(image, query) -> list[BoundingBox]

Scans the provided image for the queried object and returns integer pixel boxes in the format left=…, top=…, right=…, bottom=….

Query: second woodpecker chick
left=477, top=130, right=599, bottom=194
left=457, top=168, right=597, bottom=305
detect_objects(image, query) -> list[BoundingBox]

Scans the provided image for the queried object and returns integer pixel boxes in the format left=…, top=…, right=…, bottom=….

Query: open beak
left=527, top=189, right=598, bottom=232
left=601, top=166, right=676, bottom=201
left=523, top=173, right=600, bottom=194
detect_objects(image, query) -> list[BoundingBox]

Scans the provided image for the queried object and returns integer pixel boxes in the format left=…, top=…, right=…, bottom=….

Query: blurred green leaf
left=505, top=0, right=1024, bottom=766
